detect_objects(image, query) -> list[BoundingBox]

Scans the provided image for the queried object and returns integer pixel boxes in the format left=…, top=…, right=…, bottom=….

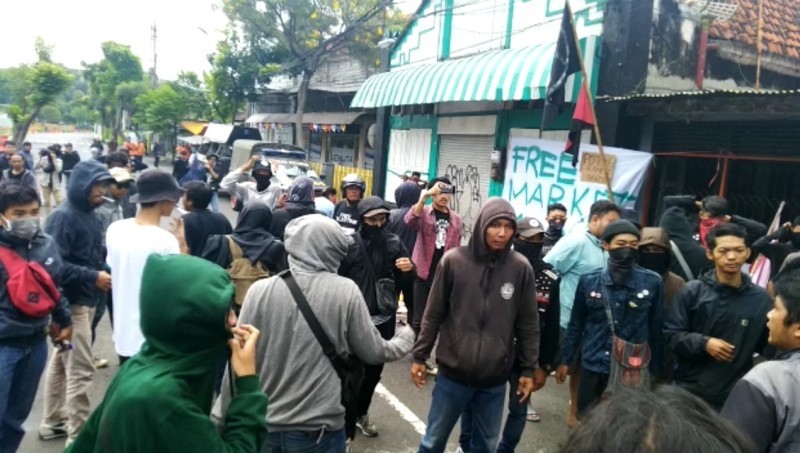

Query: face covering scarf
left=699, top=218, right=724, bottom=249
left=608, top=247, right=638, bottom=286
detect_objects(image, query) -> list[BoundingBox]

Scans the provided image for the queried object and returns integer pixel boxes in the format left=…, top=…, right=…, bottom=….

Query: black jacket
left=659, top=196, right=712, bottom=280
left=665, top=271, right=771, bottom=408
left=183, top=210, right=233, bottom=257
left=0, top=230, right=72, bottom=347
left=751, top=229, right=799, bottom=279
left=61, top=151, right=81, bottom=173
left=44, top=161, right=112, bottom=308
left=201, top=235, right=288, bottom=274
left=269, top=202, right=318, bottom=241
left=388, top=182, right=422, bottom=255
left=339, top=231, right=413, bottom=317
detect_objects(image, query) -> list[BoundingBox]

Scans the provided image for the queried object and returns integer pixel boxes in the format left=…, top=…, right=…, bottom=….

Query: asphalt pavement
left=18, top=132, right=572, bottom=453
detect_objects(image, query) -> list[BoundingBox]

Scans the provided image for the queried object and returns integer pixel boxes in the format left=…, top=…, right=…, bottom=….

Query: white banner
left=502, top=138, right=652, bottom=224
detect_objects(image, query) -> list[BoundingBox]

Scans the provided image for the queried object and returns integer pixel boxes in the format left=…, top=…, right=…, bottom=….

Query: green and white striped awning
left=351, top=36, right=598, bottom=108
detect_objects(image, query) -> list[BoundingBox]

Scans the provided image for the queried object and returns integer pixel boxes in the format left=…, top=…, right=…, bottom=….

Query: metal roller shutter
left=438, top=135, right=494, bottom=243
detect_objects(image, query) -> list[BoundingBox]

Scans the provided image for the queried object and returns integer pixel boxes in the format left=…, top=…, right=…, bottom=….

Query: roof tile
left=708, top=0, right=800, bottom=61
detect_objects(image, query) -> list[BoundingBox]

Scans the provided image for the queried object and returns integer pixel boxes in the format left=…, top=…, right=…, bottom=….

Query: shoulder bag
left=601, top=292, right=652, bottom=396
left=358, top=238, right=398, bottom=317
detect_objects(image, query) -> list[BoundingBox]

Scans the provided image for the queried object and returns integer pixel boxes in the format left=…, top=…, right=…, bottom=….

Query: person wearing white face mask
left=0, top=183, right=73, bottom=451
left=104, top=170, right=188, bottom=366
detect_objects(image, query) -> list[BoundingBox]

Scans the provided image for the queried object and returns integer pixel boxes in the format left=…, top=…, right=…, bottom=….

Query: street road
left=19, top=132, right=572, bottom=453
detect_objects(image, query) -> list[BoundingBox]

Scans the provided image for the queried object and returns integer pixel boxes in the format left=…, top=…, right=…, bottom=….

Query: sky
left=1, top=0, right=229, bottom=80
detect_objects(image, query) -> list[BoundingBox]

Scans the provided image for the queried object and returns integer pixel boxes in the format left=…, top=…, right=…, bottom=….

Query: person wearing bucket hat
left=557, top=220, right=665, bottom=418
left=338, top=196, right=414, bottom=437
left=105, top=170, right=186, bottom=366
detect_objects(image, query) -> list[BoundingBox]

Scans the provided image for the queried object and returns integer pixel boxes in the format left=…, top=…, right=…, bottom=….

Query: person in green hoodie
left=65, top=254, right=268, bottom=453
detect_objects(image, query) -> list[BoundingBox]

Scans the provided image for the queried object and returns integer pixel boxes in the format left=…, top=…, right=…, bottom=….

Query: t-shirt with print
left=428, top=208, right=451, bottom=280
left=334, top=201, right=360, bottom=235
left=106, top=219, right=180, bottom=357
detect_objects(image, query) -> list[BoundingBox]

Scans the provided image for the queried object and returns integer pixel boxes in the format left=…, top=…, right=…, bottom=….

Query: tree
left=172, top=71, right=212, bottom=120
left=84, top=41, right=144, bottom=138
left=222, top=0, right=404, bottom=147
left=206, top=28, right=281, bottom=123
left=133, top=84, right=187, bottom=136
left=7, top=61, right=72, bottom=144
left=38, top=105, right=62, bottom=123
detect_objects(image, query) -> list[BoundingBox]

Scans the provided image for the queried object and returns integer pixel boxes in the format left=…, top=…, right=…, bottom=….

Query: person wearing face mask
left=269, top=176, right=318, bottom=241
left=221, top=154, right=283, bottom=212
left=752, top=216, right=800, bottom=280
left=556, top=220, right=665, bottom=418
left=338, top=196, right=414, bottom=438
left=0, top=183, right=73, bottom=451
left=543, top=203, right=567, bottom=257
left=105, top=170, right=188, bottom=366
left=39, top=160, right=115, bottom=446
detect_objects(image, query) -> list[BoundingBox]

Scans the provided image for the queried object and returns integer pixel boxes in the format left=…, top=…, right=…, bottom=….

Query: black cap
left=253, top=158, right=272, bottom=174
left=129, top=170, right=184, bottom=204
left=601, top=220, right=641, bottom=243
left=358, top=196, right=389, bottom=218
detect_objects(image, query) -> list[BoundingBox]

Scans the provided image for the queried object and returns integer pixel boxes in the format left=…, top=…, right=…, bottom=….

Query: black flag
left=541, top=2, right=581, bottom=130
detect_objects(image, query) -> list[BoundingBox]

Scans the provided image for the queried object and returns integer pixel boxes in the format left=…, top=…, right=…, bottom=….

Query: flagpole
left=564, top=0, right=615, bottom=203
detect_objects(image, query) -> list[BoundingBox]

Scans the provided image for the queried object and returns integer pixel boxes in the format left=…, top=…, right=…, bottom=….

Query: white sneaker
left=39, top=421, right=68, bottom=440
left=94, top=358, right=109, bottom=369
left=356, top=414, right=378, bottom=437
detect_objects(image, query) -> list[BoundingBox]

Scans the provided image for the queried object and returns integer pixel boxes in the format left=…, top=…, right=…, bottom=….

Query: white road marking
left=375, top=383, right=427, bottom=436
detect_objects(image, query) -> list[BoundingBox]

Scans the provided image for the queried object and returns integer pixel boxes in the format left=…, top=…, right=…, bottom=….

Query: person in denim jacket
left=556, top=220, right=665, bottom=418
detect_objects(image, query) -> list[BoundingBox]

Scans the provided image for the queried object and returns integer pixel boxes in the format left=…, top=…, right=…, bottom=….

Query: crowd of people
left=0, top=138, right=798, bottom=453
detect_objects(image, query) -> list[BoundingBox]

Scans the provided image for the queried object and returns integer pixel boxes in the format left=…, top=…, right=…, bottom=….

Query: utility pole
left=151, top=23, right=159, bottom=85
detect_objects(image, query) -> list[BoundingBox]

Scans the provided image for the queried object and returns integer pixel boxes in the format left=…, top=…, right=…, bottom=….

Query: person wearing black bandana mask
left=752, top=215, right=800, bottom=280
left=458, top=216, right=561, bottom=451
left=338, top=195, right=414, bottom=438
left=220, top=155, right=283, bottom=211
left=543, top=203, right=567, bottom=257
left=556, top=220, right=665, bottom=418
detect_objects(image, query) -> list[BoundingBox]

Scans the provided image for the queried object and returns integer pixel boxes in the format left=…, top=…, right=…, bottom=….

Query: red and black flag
left=541, top=1, right=581, bottom=131
left=565, top=83, right=594, bottom=167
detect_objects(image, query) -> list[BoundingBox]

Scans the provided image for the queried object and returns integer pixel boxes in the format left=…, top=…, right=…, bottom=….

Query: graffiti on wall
left=443, top=164, right=482, bottom=242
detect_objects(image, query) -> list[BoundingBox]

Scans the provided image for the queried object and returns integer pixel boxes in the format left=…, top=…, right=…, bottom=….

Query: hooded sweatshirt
left=0, top=229, right=72, bottom=346
left=659, top=196, right=712, bottom=280
left=44, top=160, right=112, bottom=307
left=389, top=181, right=422, bottom=255
left=412, top=198, right=540, bottom=387
left=639, top=227, right=686, bottom=310
left=66, top=254, right=268, bottom=453
left=269, top=176, right=318, bottom=240
left=212, top=214, right=414, bottom=433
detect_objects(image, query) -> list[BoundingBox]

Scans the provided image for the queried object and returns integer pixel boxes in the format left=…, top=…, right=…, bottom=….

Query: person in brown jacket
left=410, top=198, right=540, bottom=453
left=638, top=227, right=686, bottom=381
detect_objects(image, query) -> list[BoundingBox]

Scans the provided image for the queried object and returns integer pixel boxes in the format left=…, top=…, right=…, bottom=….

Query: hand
left=395, top=257, right=414, bottom=272
left=243, top=155, right=260, bottom=171
left=172, top=217, right=185, bottom=242
left=424, top=184, right=442, bottom=199
left=95, top=271, right=112, bottom=291
left=229, top=325, right=260, bottom=377
left=516, top=376, right=535, bottom=403
left=533, top=368, right=548, bottom=391
left=276, top=192, right=288, bottom=209
left=555, top=365, right=569, bottom=384
left=783, top=222, right=793, bottom=230
left=411, top=362, right=427, bottom=388
left=705, top=338, right=735, bottom=362
left=723, top=215, right=732, bottom=223
left=54, top=326, right=73, bottom=343
left=695, top=201, right=703, bottom=211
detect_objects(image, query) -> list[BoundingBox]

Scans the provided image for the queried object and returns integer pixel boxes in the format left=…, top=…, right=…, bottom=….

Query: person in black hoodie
left=0, top=183, right=73, bottom=451
left=388, top=181, right=422, bottom=331
left=202, top=201, right=287, bottom=274
left=665, top=223, right=771, bottom=411
left=181, top=181, right=232, bottom=257
left=751, top=215, right=800, bottom=279
left=60, top=143, right=81, bottom=187
left=269, top=176, right=318, bottom=240
left=338, top=195, right=414, bottom=438
left=39, top=160, right=114, bottom=445
left=411, top=198, right=539, bottom=453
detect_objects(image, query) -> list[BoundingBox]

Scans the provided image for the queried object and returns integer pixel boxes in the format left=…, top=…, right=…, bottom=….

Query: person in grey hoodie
left=411, top=198, right=540, bottom=453
left=212, top=214, right=414, bottom=453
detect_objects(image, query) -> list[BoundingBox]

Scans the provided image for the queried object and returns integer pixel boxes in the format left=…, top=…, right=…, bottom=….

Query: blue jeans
left=0, top=340, right=48, bottom=453
left=460, top=370, right=526, bottom=453
left=262, top=428, right=346, bottom=453
left=419, top=375, right=505, bottom=453
left=210, top=192, right=220, bottom=213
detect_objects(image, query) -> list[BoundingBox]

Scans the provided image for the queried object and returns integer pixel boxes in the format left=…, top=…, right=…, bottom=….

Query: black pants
left=577, top=367, right=609, bottom=418
left=357, top=317, right=396, bottom=418
left=398, top=277, right=415, bottom=333
left=413, top=278, right=433, bottom=334
left=153, top=155, right=160, bottom=168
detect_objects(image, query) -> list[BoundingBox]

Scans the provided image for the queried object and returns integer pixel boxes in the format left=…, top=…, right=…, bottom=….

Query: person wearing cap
left=338, top=196, right=414, bottom=438
left=39, top=160, right=115, bottom=445
left=61, top=143, right=81, bottom=187
left=105, top=170, right=187, bottom=367
left=411, top=199, right=540, bottom=453
left=221, top=154, right=283, bottom=211
left=269, top=176, right=319, bottom=241
left=459, top=216, right=561, bottom=451
left=556, top=220, right=665, bottom=418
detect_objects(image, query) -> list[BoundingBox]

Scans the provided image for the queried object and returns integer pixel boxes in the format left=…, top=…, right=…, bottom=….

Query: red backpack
left=0, top=246, right=60, bottom=318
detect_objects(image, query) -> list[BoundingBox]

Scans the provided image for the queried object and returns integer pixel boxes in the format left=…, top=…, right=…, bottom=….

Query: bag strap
left=599, top=291, right=617, bottom=337
left=357, top=237, right=378, bottom=282
left=0, top=246, right=23, bottom=268
left=226, top=236, right=244, bottom=261
left=280, top=271, right=348, bottom=373
left=670, top=240, right=694, bottom=281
